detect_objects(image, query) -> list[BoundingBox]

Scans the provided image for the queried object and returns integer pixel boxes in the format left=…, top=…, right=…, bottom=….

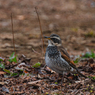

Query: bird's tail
left=76, top=69, right=87, bottom=78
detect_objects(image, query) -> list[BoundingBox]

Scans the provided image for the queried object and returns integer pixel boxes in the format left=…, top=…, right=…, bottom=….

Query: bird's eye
left=51, top=38, right=60, bottom=43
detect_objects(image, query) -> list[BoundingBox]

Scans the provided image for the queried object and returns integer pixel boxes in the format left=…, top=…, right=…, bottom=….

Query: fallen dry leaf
left=27, top=80, right=42, bottom=87
left=0, top=71, right=6, bottom=75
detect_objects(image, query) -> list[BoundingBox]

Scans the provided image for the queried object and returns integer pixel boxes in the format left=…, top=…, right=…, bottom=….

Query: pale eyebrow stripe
left=50, top=37, right=60, bottom=40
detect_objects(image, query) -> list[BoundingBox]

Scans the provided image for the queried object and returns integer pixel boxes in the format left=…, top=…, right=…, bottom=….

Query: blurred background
left=0, top=0, right=95, bottom=64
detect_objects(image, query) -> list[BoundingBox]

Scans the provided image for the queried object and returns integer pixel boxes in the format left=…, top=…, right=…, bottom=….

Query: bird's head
left=44, top=34, right=62, bottom=46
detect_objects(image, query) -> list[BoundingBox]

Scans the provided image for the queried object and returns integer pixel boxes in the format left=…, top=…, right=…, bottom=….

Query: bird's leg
left=63, top=75, right=74, bottom=83
left=53, top=73, right=66, bottom=85
left=55, top=74, right=63, bottom=83
left=60, top=73, right=74, bottom=84
left=55, top=74, right=59, bottom=82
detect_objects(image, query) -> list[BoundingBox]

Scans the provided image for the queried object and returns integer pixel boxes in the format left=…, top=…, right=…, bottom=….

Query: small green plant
left=4, top=69, right=11, bottom=74
left=55, top=93, right=58, bottom=95
left=9, top=52, right=17, bottom=63
left=90, top=90, right=93, bottom=93
left=74, top=74, right=77, bottom=76
left=74, top=58, right=80, bottom=63
left=55, top=82, right=58, bottom=85
left=91, top=87, right=94, bottom=89
left=0, top=63, right=5, bottom=69
left=0, top=58, right=3, bottom=62
left=86, top=88, right=88, bottom=90
left=32, top=62, right=41, bottom=68
left=10, top=72, right=18, bottom=77
left=91, top=76, right=95, bottom=80
left=83, top=51, right=95, bottom=58
left=85, top=31, right=95, bottom=37
left=4, top=69, right=18, bottom=77
left=46, top=92, right=49, bottom=95
left=88, top=76, right=91, bottom=79
left=69, top=83, right=71, bottom=85
left=73, top=55, right=81, bottom=64
left=71, top=27, right=78, bottom=32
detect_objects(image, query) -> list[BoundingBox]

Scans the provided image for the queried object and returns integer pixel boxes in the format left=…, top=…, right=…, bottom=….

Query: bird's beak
left=44, top=36, right=51, bottom=40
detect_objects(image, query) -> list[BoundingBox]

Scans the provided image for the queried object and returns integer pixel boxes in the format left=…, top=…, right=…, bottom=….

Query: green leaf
left=10, top=52, right=15, bottom=58
left=4, top=69, right=18, bottom=77
left=69, top=83, right=71, bottom=85
left=0, top=57, right=4, bottom=61
left=23, top=73, right=25, bottom=75
left=91, top=87, right=94, bottom=89
left=84, top=53, right=91, bottom=58
left=55, top=93, right=58, bottom=95
left=9, top=52, right=17, bottom=63
left=83, top=51, right=95, bottom=58
left=90, top=90, right=93, bottom=93
left=10, top=73, right=18, bottom=77
left=91, top=50, right=95, bottom=58
left=74, top=60, right=79, bottom=63
left=12, top=55, right=17, bottom=63
left=32, top=62, right=41, bottom=68
left=91, top=76, right=95, bottom=80
left=86, top=88, right=88, bottom=90
left=55, top=82, right=58, bottom=85
left=74, top=57, right=80, bottom=63
left=4, top=69, right=11, bottom=74
left=0, top=59, right=3, bottom=61
left=74, top=74, right=77, bottom=76
left=0, top=63, right=5, bottom=69
left=46, top=92, right=48, bottom=94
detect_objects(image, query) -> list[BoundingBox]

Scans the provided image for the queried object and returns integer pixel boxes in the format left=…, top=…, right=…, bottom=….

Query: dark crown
left=50, top=34, right=60, bottom=38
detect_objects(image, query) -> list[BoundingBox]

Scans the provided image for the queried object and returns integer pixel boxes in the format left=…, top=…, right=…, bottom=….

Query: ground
left=0, top=0, right=95, bottom=94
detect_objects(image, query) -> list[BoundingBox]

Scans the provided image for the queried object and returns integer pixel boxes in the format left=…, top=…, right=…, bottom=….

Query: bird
left=44, top=34, right=87, bottom=79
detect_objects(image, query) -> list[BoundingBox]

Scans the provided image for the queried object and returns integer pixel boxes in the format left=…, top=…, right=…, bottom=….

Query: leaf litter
left=0, top=52, right=95, bottom=94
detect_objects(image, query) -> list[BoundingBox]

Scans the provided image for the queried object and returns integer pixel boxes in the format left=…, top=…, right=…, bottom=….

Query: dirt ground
left=0, top=0, right=95, bottom=95
left=0, top=0, right=95, bottom=64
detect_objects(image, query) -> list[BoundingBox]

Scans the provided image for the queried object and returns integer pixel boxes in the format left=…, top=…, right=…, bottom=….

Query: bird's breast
left=45, top=46, right=71, bottom=74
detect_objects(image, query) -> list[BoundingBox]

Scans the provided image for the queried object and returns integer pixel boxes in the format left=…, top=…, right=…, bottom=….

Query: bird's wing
left=59, top=46, right=70, bottom=58
left=58, top=46, right=77, bottom=69
left=59, top=46, right=87, bottom=78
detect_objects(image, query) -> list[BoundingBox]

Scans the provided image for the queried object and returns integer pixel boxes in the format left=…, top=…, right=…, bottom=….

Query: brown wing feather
left=59, top=46, right=70, bottom=58
left=60, top=50, right=77, bottom=69
left=58, top=46, right=76, bottom=68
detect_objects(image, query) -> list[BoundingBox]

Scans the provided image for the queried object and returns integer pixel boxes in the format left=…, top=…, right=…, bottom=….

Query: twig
left=32, top=47, right=41, bottom=55
left=71, top=89, right=79, bottom=95
left=35, top=7, right=45, bottom=54
left=11, top=13, right=16, bottom=57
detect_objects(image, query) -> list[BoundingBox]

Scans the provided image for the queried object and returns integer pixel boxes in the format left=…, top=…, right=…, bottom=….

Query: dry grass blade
left=32, top=47, right=41, bottom=55
left=11, top=13, right=16, bottom=57
left=35, top=7, right=45, bottom=54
